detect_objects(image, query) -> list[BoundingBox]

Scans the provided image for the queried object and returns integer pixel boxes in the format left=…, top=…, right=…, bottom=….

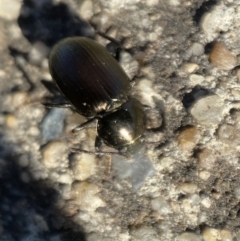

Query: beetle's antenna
left=71, top=117, right=97, bottom=134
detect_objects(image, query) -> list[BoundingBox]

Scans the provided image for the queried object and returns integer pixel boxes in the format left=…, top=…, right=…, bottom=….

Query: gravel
left=1, top=0, right=240, bottom=240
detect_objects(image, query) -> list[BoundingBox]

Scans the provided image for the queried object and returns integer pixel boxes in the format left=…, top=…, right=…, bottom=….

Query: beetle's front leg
left=72, top=117, right=97, bottom=134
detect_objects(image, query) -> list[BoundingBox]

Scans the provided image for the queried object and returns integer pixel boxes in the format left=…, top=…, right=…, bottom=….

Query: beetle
left=45, top=37, right=145, bottom=155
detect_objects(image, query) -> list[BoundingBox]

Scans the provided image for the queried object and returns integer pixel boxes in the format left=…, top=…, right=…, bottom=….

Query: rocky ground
left=1, top=0, right=240, bottom=240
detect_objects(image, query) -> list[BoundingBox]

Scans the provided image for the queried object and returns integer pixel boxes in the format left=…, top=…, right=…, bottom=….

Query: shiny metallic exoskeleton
left=47, top=37, right=145, bottom=154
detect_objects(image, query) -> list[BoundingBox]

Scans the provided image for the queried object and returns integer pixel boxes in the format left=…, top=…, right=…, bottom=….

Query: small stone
left=158, top=157, right=175, bottom=172
left=151, top=197, right=171, bottom=215
left=201, top=197, right=211, bottom=208
left=5, top=114, right=18, bottom=129
left=145, top=108, right=163, bottom=129
left=189, top=74, right=205, bottom=86
left=91, top=10, right=112, bottom=30
left=209, top=42, right=237, bottom=70
left=0, top=0, right=21, bottom=20
left=41, top=141, right=68, bottom=169
left=199, top=171, right=211, bottom=180
left=185, top=43, right=204, bottom=58
left=168, top=0, right=180, bottom=6
left=28, top=41, right=50, bottom=65
left=137, top=79, right=162, bottom=106
left=141, top=66, right=156, bottom=79
left=8, top=23, right=22, bottom=39
left=183, top=63, right=200, bottom=74
left=71, top=153, right=97, bottom=181
left=191, top=42, right=204, bottom=56
left=28, top=126, right=40, bottom=137
left=59, top=184, right=72, bottom=200
left=177, top=126, right=200, bottom=151
left=170, top=201, right=181, bottom=214
left=197, top=148, right=216, bottom=170
left=58, top=173, right=72, bottom=184
left=217, top=123, right=238, bottom=145
left=200, top=4, right=234, bottom=41
left=199, top=212, right=208, bottom=223
left=220, top=230, right=232, bottom=241
left=145, top=0, right=159, bottom=6
left=40, top=108, right=67, bottom=143
left=11, top=91, right=29, bottom=108
left=71, top=181, right=105, bottom=212
left=202, top=227, right=219, bottom=241
left=112, top=146, right=155, bottom=190
left=0, top=70, right=6, bottom=77
left=181, top=195, right=200, bottom=225
left=190, top=95, right=225, bottom=125
left=119, top=51, right=139, bottom=80
left=179, top=183, right=198, bottom=194
left=230, top=89, right=240, bottom=100
left=233, top=187, right=240, bottom=200
left=130, top=226, right=158, bottom=241
left=79, top=0, right=93, bottom=20
left=234, top=68, right=240, bottom=82
left=176, top=232, right=202, bottom=241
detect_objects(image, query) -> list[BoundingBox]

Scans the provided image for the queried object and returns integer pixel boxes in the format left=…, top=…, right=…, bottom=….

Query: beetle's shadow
left=18, top=0, right=94, bottom=48
left=0, top=133, right=86, bottom=240
left=0, top=0, right=97, bottom=239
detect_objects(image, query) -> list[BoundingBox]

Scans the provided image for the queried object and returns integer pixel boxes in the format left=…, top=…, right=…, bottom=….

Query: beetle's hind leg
left=42, top=101, right=72, bottom=108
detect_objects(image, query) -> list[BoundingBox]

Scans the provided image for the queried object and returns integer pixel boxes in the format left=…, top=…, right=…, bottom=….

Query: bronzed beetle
left=46, top=37, right=145, bottom=155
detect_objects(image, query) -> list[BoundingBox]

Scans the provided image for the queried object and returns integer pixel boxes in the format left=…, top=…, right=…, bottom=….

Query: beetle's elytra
left=47, top=37, right=145, bottom=154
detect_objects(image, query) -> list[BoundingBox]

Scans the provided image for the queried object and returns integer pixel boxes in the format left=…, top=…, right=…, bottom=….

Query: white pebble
left=200, top=3, right=235, bottom=41
left=199, top=171, right=211, bottom=180
left=201, top=197, right=212, bottom=208
left=202, top=227, right=219, bottom=241
left=130, top=226, right=158, bottom=241
left=151, top=197, right=171, bottom=215
left=190, top=95, right=225, bottom=125
left=42, top=141, right=68, bottom=169
left=179, top=183, right=198, bottom=194
left=189, top=74, right=205, bottom=86
left=176, top=232, right=202, bottom=241
left=233, top=187, right=240, bottom=199
left=0, top=0, right=21, bottom=20
left=71, top=181, right=105, bottom=212
left=58, top=173, right=72, bottom=184
left=158, top=157, right=175, bottom=172
left=71, top=153, right=97, bottom=181
left=220, top=230, right=232, bottom=241
left=183, top=63, right=200, bottom=74
left=145, top=0, right=159, bottom=6
left=79, top=0, right=93, bottom=20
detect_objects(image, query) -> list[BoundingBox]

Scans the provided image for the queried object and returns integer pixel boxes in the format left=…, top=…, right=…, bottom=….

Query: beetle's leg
left=95, top=136, right=103, bottom=151
left=71, top=117, right=96, bottom=134
left=96, top=30, right=122, bottom=47
left=96, top=30, right=125, bottom=61
left=42, top=101, right=72, bottom=108
left=71, top=147, right=125, bottom=156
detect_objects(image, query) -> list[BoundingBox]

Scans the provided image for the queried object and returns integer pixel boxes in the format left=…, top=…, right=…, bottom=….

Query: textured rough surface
left=1, top=0, right=240, bottom=240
